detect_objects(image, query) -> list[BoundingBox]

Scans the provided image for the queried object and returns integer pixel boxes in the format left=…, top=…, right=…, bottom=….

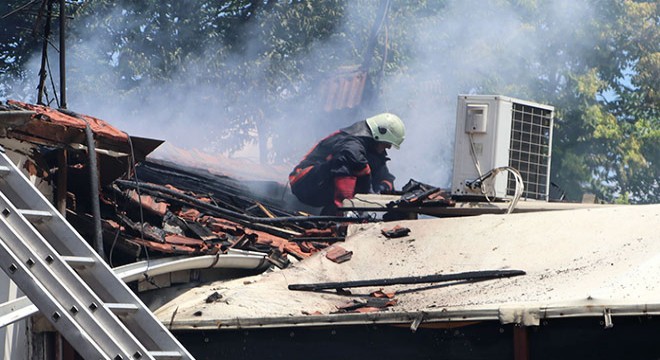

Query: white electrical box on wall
left=466, top=104, right=488, bottom=133
left=451, top=95, right=554, bottom=200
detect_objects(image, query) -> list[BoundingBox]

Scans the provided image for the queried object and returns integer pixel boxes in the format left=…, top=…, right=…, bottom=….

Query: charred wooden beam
left=287, top=237, right=345, bottom=243
left=114, top=180, right=369, bottom=226
left=288, top=270, right=526, bottom=291
left=136, top=160, right=266, bottom=212
left=113, top=181, right=300, bottom=239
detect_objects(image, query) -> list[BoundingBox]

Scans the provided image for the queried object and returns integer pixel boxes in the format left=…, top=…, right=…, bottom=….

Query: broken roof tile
left=178, top=208, right=202, bottom=222
left=325, top=245, right=353, bottom=264
left=8, top=100, right=129, bottom=142
left=370, top=290, right=396, bottom=299
left=127, top=190, right=169, bottom=216
left=381, top=225, right=411, bottom=238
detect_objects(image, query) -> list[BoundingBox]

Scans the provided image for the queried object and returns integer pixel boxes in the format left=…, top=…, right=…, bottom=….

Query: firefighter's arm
left=334, top=176, right=357, bottom=208
left=372, top=162, right=395, bottom=194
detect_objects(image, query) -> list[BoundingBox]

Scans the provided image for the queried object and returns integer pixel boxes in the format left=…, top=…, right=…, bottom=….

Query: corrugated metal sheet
left=319, top=67, right=368, bottom=112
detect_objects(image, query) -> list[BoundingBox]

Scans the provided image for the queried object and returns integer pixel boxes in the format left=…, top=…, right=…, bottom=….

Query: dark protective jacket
left=289, top=120, right=395, bottom=209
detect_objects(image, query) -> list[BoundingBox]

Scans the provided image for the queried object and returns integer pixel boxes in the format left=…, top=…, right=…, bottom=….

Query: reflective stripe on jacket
left=289, top=120, right=395, bottom=198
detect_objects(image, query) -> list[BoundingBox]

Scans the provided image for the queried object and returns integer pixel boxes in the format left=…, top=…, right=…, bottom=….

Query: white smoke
left=374, top=0, right=594, bottom=188
left=3, top=0, right=596, bottom=190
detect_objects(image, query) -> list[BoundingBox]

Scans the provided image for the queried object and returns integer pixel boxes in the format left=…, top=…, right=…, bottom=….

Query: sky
left=2, top=0, right=596, bottom=190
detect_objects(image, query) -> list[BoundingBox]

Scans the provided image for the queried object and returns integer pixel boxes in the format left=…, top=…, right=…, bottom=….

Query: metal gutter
left=168, top=309, right=500, bottom=330
left=0, top=250, right=267, bottom=328
left=115, top=251, right=268, bottom=282
left=83, top=121, right=105, bottom=260
left=165, top=302, right=660, bottom=331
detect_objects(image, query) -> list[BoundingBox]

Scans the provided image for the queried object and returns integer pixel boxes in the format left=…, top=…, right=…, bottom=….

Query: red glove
left=334, top=176, right=357, bottom=208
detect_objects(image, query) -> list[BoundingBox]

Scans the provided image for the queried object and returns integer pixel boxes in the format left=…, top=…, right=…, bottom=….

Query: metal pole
left=360, top=0, right=390, bottom=71
left=513, top=325, right=530, bottom=360
left=59, top=0, right=66, bottom=109
left=84, top=124, right=106, bottom=260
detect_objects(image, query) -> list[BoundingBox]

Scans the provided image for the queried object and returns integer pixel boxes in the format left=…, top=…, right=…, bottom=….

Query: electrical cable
left=36, top=0, right=51, bottom=105
left=108, top=225, right=121, bottom=268
left=0, top=0, right=38, bottom=19
left=45, top=52, right=59, bottom=106
left=468, top=132, right=492, bottom=200
left=122, top=131, right=156, bottom=286
left=376, top=11, right=389, bottom=93
left=108, top=144, right=143, bottom=267
left=489, top=166, right=524, bottom=214
left=467, top=133, right=482, bottom=177
left=466, top=132, right=524, bottom=213
left=349, top=195, right=387, bottom=208
left=341, top=195, right=388, bottom=220
left=466, top=166, right=524, bottom=214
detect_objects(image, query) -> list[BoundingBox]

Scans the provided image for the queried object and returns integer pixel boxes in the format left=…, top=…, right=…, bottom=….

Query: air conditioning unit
left=451, top=95, right=554, bottom=201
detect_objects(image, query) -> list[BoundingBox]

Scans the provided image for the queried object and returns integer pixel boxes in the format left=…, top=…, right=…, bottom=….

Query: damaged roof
left=149, top=142, right=290, bottom=183
left=0, top=100, right=162, bottom=161
left=154, top=204, right=660, bottom=329
left=1, top=101, right=343, bottom=267
left=5, top=99, right=654, bottom=339
left=102, top=158, right=348, bottom=261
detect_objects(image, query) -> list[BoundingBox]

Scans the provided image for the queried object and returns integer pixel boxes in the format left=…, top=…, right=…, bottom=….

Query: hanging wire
left=465, top=166, right=525, bottom=214
left=377, top=9, right=389, bottom=94
left=108, top=151, right=141, bottom=267
left=45, top=51, right=59, bottom=107
left=468, top=132, right=492, bottom=201
left=0, top=0, right=39, bottom=19
left=121, top=131, right=160, bottom=288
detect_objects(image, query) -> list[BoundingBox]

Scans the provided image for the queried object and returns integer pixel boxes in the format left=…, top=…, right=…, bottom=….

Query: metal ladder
left=0, top=150, right=194, bottom=360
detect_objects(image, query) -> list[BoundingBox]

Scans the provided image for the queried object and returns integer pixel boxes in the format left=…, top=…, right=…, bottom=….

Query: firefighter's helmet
left=365, top=113, right=405, bottom=149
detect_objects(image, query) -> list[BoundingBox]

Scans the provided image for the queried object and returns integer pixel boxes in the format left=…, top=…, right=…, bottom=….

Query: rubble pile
left=0, top=101, right=351, bottom=269
left=0, top=101, right=453, bottom=273
left=79, top=159, right=350, bottom=267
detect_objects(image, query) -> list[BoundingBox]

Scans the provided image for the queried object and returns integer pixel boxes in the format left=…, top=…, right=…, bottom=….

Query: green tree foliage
left=0, top=0, right=657, bottom=203
left=0, top=0, right=60, bottom=101
left=68, top=0, right=350, bottom=161
left=541, top=0, right=659, bottom=203
left=408, top=0, right=659, bottom=204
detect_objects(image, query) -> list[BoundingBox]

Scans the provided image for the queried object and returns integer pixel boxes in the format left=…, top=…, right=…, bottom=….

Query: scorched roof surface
left=154, top=204, right=660, bottom=329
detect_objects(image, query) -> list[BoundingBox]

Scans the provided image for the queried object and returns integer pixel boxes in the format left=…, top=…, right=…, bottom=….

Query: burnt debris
left=0, top=101, right=374, bottom=270
left=90, top=159, right=360, bottom=266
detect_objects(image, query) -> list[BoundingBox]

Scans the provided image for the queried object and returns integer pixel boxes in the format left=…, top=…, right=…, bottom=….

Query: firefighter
left=289, top=113, right=405, bottom=215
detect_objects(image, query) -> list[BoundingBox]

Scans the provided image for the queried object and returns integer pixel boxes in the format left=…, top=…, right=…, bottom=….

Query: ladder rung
left=0, top=150, right=194, bottom=358
left=105, top=303, right=139, bottom=315
left=17, top=209, right=53, bottom=222
left=61, top=256, right=97, bottom=268
left=150, top=351, right=183, bottom=359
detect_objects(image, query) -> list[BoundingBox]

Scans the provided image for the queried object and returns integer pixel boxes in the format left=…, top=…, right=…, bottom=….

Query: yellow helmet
left=366, top=113, right=405, bottom=149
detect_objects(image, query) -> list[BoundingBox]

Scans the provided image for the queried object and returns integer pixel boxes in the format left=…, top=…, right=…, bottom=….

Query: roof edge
left=165, top=302, right=660, bottom=330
